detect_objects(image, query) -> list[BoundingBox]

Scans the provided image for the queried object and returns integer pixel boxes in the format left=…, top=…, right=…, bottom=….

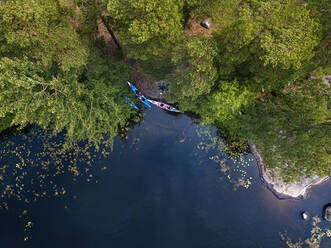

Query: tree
left=255, top=0, right=321, bottom=69
left=103, top=0, right=185, bottom=60
left=0, top=0, right=138, bottom=147
left=0, top=54, right=132, bottom=147
left=0, top=0, right=88, bottom=71
left=198, top=79, right=252, bottom=125
left=168, top=0, right=329, bottom=181
left=0, top=113, right=14, bottom=133
left=238, top=79, right=331, bottom=182
left=168, top=37, right=218, bottom=108
left=216, top=3, right=261, bottom=76
left=192, top=79, right=254, bottom=152
left=214, top=0, right=320, bottom=77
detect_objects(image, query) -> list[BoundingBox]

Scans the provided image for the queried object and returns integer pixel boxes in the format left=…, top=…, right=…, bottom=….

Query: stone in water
left=301, top=211, right=309, bottom=220
left=323, top=203, right=331, bottom=222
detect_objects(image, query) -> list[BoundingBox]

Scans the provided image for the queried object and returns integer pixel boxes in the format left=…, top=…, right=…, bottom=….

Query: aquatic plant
left=195, top=126, right=253, bottom=190
left=280, top=216, right=331, bottom=248
left=0, top=128, right=114, bottom=240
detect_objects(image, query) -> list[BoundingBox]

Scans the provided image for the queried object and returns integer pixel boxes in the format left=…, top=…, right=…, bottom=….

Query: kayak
left=147, top=99, right=180, bottom=113
left=125, top=97, right=139, bottom=110
left=127, top=82, right=151, bottom=108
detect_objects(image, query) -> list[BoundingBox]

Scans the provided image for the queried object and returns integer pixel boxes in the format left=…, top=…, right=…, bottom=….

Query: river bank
left=135, top=76, right=330, bottom=200
left=248, top=142, right=330, bottom=199
left=2, top=107, right=331, bottom=248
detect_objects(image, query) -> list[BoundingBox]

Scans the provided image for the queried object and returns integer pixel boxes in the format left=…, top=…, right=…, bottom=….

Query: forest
left=0, top=0, right=330, bottom=183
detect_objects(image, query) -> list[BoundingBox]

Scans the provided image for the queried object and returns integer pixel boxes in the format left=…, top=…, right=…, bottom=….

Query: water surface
left=0, top=108, right=330, bottom=248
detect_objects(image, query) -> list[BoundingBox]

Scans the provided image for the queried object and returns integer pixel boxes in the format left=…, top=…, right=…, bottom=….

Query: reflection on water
left=0, top=108, right=330, bottom=248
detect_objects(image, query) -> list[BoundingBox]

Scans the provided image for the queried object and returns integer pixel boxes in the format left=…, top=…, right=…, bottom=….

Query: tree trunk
left=100, top=16, right=122, bottom=50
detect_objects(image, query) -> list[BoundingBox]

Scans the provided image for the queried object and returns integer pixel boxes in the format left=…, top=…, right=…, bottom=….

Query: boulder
left=323, top=204, right=331, bottom=222
left=322, top=75, right=331, bottom=87
left=201, top=20, right=210, bottom=29
left=301, top=211, right=309, bottom=220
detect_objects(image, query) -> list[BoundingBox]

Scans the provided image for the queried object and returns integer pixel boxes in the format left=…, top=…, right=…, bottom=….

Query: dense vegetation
left=0, top=0, right=136, bottom=147
left=0, top=0, right=330, bottom=182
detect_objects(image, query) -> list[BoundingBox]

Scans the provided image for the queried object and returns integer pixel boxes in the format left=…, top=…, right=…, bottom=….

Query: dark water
left=0, top=108, right=330, bottom=248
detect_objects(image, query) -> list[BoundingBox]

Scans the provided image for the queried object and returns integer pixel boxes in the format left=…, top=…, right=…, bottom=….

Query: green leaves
left=200, top=79, right=253, bottom=124
left=169, top=37, right=218, bottom=105
left=239, top=79, right=331, bottom=182
left=0, top=55, right=131, bottom=147
left=256, top=0, right=321, bottom=69
left=0, top=0, right=135, bottom=148
left=0, top=0, right=88, bottom=71
left=0, top=0, right=329, bottom=181
left=216, top=3, right=261, bottom=75
left=104, top=0, right=184, bottom=59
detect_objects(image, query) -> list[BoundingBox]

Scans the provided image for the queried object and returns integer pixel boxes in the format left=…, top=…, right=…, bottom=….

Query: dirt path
left=97, top=19, right=166, bottom=101
left=126, top=59, right=166, bottom=100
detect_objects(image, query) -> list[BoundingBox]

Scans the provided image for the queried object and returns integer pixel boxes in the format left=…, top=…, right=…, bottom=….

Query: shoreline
left=136, top=78, right=330, bottom=200
left=248, top=141, right=330, bottom=200
left=247, top=142, right=298, bottom=200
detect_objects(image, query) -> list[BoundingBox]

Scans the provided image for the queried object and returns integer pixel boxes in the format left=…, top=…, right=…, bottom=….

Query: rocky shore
left=134, top=72, right=330, bottom=200
left=248, top=142, right=329, bottom=199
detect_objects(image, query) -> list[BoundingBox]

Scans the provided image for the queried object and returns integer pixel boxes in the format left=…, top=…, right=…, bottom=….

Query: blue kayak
left=127, top=82, right=151, bottom=108
left=125, top=97, right=139, bottom=110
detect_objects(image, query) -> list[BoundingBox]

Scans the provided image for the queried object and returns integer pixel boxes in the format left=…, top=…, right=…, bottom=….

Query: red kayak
left=147, top=99, right=180, bottom=113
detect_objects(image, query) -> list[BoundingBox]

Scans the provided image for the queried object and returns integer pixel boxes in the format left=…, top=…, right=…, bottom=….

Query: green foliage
left=216, top=3, right=261, bottom=76
left=239, top=79, right=330, bottom=182
left=77, top=0, right=101, bottom=37
left=215, top=0, right=320, bottom=80
left=255, top=0, right=321, bottom=69
left=104, top=0, right=185, bottom=60
left=0, top=0, right=135, bottom=148
left=199, top=79, right=253, bottom=125
left=168, top=37, right=218, bottom=106
left=193, top=79, right=253, bottom=153
left=163, top=0, right=329, bottom=181
left=183, top=0, right=240, bottom=30
left=0, top=0, right=329, bottom=182
left=0, top=0, right=88, bottom=71
left=137, top=57, right=174, bottom=80
left=0, top=113, right=14, bottom=133
left=0, top=55, right=132, bottom=147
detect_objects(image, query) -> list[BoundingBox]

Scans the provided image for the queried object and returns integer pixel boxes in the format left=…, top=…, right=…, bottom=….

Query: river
left=0, top=107, right=330, bottom=248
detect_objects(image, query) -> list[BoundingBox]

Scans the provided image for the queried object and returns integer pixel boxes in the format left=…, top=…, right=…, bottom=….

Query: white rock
left=201, top=20, right=210, bottom=29
left=248, top=142, right=329, bottom=199
left=322, top=75, right=331, bottom=87
left=301, top=211, right=309, bottom=220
